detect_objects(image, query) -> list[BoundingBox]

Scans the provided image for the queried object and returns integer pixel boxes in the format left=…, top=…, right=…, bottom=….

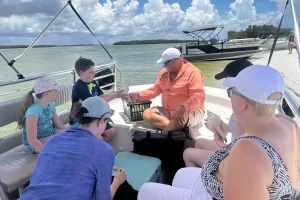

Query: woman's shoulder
left=230, top=136, right=273, bottom=167
left=226, top=137, right=274, bottom=180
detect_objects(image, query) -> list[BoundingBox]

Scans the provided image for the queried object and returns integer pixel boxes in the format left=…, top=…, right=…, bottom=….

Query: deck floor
left=109, top=84, right=233, bottom=142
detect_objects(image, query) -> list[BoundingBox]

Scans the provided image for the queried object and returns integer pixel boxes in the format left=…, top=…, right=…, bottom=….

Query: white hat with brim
left=225, top=65, right=284, bottom=105
left=157, top=47, right=181, bottom=66
left=33, top=76, right=63, bottom=94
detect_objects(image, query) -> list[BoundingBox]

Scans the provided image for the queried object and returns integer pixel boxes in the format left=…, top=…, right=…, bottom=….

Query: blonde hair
left=233, top=88, right=282, bottom=116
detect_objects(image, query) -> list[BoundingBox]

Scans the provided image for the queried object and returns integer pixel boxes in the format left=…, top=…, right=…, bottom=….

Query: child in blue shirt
left=17, top=77, right=65, bottom=154
left=70, top=57, right=130, bottom=142
left=19, top=97, right=127, bottom=200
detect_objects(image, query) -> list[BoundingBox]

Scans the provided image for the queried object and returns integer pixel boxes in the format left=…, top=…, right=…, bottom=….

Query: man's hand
left=172, top=105, right=186, bottom=126
left=128, top=93, right=139, bottom=102
left=115, top=89, right=130, bottom=101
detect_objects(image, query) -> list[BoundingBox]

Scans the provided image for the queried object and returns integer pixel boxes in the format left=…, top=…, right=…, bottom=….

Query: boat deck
left=108, top=84, right=233, bottom=149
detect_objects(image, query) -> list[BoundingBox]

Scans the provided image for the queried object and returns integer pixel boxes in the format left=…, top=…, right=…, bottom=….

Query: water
left=0, top=44, right=298, bottom=136
left=0, top=43, right=266, bottom=102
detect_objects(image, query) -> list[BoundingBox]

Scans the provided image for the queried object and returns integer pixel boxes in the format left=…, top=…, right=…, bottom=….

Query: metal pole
left=13, top=2, right=69, bottom=62
left=0, top=52, right=9, bottom=64
left=113, top=65, right=117, bottom=92
left=290, top=0, right=300, bottom=68
left=0, top=52, right=24, bottom=78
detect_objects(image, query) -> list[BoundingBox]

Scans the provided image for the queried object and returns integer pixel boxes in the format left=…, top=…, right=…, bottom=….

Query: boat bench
left=0, top=84, right=73, bottom=200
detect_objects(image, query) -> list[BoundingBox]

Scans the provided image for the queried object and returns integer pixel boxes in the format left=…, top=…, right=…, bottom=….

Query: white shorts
left=138, top=168, right=213, bottom=200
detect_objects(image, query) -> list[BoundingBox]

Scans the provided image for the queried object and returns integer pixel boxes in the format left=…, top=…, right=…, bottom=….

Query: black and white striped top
left=201, top=136, right=297, bottom=200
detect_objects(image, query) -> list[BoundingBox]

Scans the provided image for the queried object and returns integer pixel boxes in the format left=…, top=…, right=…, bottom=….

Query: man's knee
left=142, top=108, right=154, bottom=121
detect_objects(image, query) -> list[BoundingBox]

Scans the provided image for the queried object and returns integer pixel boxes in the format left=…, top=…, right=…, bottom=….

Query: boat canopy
left=182, top=25, right=224, bottom=34
left=182, top=25, right=224, bottom=45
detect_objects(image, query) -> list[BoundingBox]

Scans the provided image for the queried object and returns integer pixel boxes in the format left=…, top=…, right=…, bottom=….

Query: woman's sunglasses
left=227, top=87, right=243, bottom=98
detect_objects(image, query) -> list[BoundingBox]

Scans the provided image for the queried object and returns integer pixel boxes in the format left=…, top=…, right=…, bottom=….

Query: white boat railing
left=0, top=61, right=122, bottom=98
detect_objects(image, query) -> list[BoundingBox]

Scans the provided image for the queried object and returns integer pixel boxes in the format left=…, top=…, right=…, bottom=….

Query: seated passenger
left=138, top=65, right=299, bottom=200
left=17, top=77, right=65, bottom=154
left=19, top=97, right=127, bottom=200
left=183, top=59, right=252, bottom=167
left=129, top=48, right=206, bottom=137
left=69, top=57, right=129, bottom=142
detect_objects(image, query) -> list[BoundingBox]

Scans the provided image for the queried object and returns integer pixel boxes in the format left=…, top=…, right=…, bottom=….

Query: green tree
left=227, top=24, right=295, bottom=39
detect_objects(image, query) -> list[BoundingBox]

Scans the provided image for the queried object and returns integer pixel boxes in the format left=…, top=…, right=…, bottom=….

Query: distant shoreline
left=113, top=39, right=192, bottom=45
left=0, top=44, right=96, bottom=49
left=0, top=40, right=193, bottom=49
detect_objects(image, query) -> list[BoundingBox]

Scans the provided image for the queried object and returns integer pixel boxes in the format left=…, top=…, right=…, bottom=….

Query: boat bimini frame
left=0, top=0, right=125, bottom=91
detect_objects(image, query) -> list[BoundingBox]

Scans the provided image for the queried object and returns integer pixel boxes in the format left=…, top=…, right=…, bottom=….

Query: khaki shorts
left=152, top=106, right=204, bottom=127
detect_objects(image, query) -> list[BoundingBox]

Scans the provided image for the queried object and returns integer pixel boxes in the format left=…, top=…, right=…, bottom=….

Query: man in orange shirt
left=129, top=48, right=206, bottom=139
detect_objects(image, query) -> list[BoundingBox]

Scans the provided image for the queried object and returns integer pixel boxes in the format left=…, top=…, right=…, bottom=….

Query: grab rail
left=0, top=61, right=124, bottom=100
left=0, top=61, right=116, bottom=87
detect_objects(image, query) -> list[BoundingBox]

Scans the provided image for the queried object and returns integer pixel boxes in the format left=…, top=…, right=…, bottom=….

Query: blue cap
left=82, top=97, right=110, bottom=118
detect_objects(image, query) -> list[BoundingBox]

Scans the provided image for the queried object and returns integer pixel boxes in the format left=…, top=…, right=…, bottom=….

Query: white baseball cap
left=33, top=76, right=62, bottom=94
left=223, top=65, right=284, bottom=104
left=157, top=47, right=181, bottom=66
left=82, top=96, right=110, bottom=119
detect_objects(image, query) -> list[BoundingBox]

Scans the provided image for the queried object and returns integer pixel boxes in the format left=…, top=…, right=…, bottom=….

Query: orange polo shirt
left=137, top=60, right=206, bottom=117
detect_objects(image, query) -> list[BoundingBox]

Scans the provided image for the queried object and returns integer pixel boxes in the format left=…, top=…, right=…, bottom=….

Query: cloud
left=0, top=0, right=63, bottom=17
left=229, top=0, right=256, bottom=21
left=0, top=0, right=293, bottom=45
left=179, top=0, right=219, bottom=31
left=270, top=0, right=300, bottom=28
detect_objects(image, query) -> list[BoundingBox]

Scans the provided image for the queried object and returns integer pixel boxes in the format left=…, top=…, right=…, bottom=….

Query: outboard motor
left=95, top=67, right=115, bottom=90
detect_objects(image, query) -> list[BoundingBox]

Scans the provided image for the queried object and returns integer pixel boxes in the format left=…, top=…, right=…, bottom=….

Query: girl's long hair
left=17, top=89, right=43, bottom=129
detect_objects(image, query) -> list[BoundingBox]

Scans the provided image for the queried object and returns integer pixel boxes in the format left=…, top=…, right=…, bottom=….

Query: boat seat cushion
left=0, top=113, right=71, bottom=194
left=0, top=145, right=38, bottom=193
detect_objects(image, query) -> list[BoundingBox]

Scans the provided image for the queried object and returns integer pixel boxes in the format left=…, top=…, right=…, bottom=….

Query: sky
left=0, top=0, right=299, bottom=45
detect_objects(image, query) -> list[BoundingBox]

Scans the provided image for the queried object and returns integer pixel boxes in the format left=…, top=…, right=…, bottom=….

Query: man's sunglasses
left=164, top=59, right=174, bottom=66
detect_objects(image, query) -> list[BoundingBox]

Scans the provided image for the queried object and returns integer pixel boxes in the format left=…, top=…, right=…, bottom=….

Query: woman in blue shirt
left=17, top=76, right=65, bottom=154
left=19, top=96, right=127, bottom=200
